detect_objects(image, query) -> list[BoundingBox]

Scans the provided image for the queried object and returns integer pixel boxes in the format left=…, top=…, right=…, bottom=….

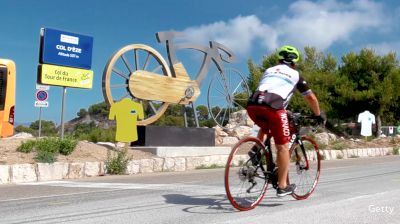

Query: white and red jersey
left=257, top=64, right=311, bottom=108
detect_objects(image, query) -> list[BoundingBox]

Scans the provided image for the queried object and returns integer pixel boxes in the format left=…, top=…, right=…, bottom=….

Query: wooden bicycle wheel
left=207, top=68, right=250, bottom=129
left=102, top=44, right=172, bottom=125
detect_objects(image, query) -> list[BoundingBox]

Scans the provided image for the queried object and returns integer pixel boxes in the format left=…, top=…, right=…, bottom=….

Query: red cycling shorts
left=247, top=105, right=291, bottom=145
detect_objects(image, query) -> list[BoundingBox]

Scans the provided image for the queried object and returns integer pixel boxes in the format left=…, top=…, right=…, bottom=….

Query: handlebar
left=289, top=112, right=325, bottom=134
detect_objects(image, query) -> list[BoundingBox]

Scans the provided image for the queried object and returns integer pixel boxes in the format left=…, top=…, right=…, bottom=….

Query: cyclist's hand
left=314, top=111, right=327, bottom=125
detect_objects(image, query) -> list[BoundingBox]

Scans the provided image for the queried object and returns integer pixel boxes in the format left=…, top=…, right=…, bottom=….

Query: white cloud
left=278, top=0, right=386, bottom=50
left=180, top=15, right=278, bottom=57
left=178, top=0, right=387, bottom=57
left=366, top=42, right=400, bottom=55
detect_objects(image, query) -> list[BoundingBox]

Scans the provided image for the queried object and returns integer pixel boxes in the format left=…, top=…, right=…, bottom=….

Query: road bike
left=224, top=113, right=321, bottom=211
left=102, top=32, right=250, bottom=127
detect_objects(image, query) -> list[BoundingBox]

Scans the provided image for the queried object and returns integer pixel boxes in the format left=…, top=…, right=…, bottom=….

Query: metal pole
left=191, top=102, right=199, bottom=128
left=60, top=87, right=67, bottom=139
left=38, top=107, right=42, bottom=138
left=182, top=105, right=188, bottom=128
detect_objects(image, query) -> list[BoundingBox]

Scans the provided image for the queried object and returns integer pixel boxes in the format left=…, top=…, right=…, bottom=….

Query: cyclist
left=246, top=45, right=325, bottom=197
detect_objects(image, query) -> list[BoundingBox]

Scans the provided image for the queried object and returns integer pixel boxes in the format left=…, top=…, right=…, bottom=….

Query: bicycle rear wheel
left=224, top=137, right=268, bottom=211
left=207, top=68, right=250, bottom=129
left=289, top=136, right=321, bottom=200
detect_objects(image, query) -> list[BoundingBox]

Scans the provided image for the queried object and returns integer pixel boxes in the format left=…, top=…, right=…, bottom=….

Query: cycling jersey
left=257, top=64, right=311, bottom=108
left=247, top=63, right=312, bottom=145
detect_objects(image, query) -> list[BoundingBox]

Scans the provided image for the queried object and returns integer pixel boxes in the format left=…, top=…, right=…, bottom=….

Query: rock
left=222, top=137, right=239, bottom=145
left=232, top=126, right=252, bottom=139
left=10, top=132, right=34, bottom=139
left=227, top=110, right=254, bottom=127
left=214, top=126, right=228, bottom=137
left=315, top=133, right=330, bottom=145
left=315, top=132, right=338, bottom=145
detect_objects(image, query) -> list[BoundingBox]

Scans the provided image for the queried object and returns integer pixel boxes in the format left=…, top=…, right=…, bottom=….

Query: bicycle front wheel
left=224, top=137, right=268, bottom=211
left=289, top=136, right=321, bottom=200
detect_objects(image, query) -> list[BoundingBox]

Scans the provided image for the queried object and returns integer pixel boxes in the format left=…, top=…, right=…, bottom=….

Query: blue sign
left=39, top=28, right=93, bottom=69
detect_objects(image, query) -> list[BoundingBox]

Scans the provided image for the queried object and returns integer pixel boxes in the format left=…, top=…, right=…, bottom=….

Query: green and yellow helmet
left=277, top=45, right=300, bottom=63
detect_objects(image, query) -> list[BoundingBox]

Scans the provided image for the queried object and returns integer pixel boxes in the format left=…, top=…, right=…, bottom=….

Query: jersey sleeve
left=296, top=76, right=312, bottom=96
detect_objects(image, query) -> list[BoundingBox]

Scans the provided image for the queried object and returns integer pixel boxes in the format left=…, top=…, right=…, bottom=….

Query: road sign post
left=60, top=87, right=67, bottom=139
left=35, top=86, right=49, bottom=138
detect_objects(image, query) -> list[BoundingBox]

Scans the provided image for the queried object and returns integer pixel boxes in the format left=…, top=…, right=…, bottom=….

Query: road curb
left=0, top=147, right=396, bottom=185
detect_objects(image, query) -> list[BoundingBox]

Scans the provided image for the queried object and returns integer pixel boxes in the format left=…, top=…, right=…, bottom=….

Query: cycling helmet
left=278, top=45, right=300, bottom=63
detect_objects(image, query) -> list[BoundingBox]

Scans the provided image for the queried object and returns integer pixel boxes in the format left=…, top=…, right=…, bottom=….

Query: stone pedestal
left=131, top=126, right=215, bottom=146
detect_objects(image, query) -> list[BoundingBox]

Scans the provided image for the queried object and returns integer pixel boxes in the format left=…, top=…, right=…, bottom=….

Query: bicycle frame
left=262, top=121, right=319, bottom=176
left=156, top=31, right=236, bottom=86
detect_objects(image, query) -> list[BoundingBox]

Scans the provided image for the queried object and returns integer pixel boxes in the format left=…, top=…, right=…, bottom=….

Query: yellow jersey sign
left=39, top=64, right=93, bottom=89
left=108, top=98, right=144, bottom=142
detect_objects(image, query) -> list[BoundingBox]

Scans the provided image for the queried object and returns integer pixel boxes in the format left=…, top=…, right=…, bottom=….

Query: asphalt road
left=0, top=156, right=399, bottom=224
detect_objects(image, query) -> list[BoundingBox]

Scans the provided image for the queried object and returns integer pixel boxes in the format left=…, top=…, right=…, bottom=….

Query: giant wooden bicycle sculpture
left=102, top=32, right=250, bottom=127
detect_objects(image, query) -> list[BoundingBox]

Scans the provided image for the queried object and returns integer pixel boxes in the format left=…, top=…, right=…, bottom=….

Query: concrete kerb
left=0, top=147, right=396, bottom=184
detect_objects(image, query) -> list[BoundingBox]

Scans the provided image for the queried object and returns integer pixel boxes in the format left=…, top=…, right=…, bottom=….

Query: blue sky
left=1, top=0, right=399, bottom=124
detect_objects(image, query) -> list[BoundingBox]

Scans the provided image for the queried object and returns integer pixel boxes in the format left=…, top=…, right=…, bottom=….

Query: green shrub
left=74, top=127, right=115, bottom=143
left=318, top=143, right=327, bottom=150
left=331, top=141, right=347, bottom=150
left=106, top=149, right=131, bottom=175
left=35, top=150, right=57, bottom=163
left=58, top=138, right=78, bottom=155
left=393, top=147, right=399, bottom=155
left=36, top=138, right=59, bottom=153
left=15, top=125, right=34, bottom=134
left=17, top=137, right=78, bottom=163
left=17, top=140, right=36, bottom=153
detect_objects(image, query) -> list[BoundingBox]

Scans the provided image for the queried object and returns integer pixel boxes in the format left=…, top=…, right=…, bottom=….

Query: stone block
left=85, top=162, right=100, bottom=177
left=330, top=150, right=337, bottom=160
left=208, top=155, right=228, bottom=167
left=37, top=162, right=68, bottom=181
left=335, top=150, right=344, bottom=159
left=186, top=157, right=206, bottom=170
left=341, top=150, right=348, bottom=159
left=126, top=160, right=140, bottom=174
left=153, top=158, right=164, bottom=172
left=140, top=159, right=155, bottom=173
left=322, top=150, right=330, bottom=160
left=68, top=163, right=84, bottom=179
left=163, top=158, right=186, bottom=172
left=11, top=164, right=37, bottom=183
left=99, top=162, right=106, bottom=176
left=0, top=165, right=10, bottom=184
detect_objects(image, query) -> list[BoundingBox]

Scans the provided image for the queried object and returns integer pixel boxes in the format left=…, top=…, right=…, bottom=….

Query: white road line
left=19, top=181, right=223, bottom=193
left=1, top=181, right=223, bottom=203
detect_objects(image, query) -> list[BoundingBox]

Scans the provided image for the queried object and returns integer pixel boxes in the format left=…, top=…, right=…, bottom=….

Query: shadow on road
left=163, top=193, right=283, bottom=214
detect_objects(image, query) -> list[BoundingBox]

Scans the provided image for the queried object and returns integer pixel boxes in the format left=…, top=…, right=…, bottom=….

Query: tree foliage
left=88, top=102, right=109, bottom=116
left=29, top=120, right=57, bottom=136
left=247, top=46, right=400, bottom=129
